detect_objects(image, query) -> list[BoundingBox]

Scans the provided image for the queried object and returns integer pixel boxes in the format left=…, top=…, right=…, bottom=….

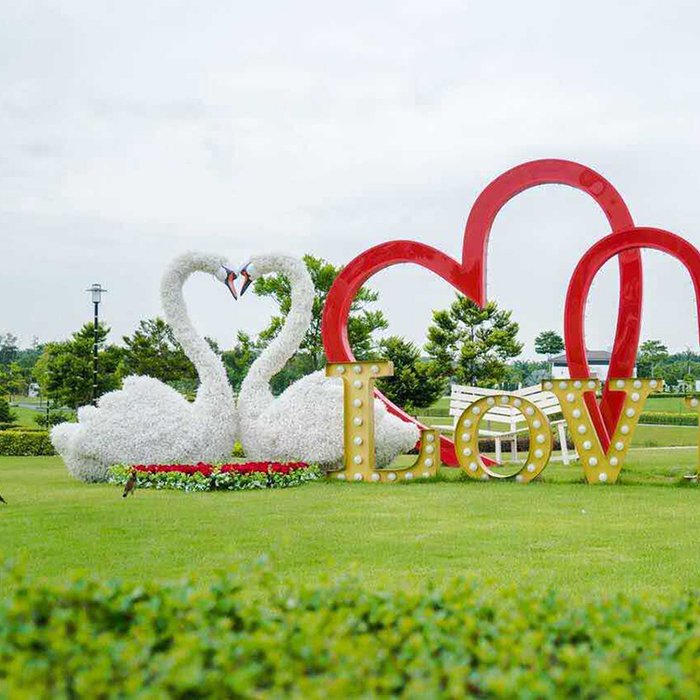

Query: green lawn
left=1, top=453, right=698, bottom=598
left=11, top=406, right=41, bottom=428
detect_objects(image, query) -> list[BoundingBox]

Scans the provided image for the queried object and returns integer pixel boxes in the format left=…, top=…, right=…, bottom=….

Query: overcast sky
left=2, top=0, right=700, bottom=360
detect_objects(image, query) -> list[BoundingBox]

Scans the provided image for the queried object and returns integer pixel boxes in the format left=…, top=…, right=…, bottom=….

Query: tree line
left=1, top=255, right=526, bottom=417
left=5, top=257, right=694, bottom=425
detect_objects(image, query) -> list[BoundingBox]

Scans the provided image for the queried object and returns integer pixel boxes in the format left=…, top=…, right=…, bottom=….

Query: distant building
left=549, top=350, right=637, bottom=380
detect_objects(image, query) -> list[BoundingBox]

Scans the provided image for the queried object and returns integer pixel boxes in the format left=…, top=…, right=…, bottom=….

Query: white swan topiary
left=236, top=253, right=419, bottom=467
left=51, top=252, right=239, bottom=482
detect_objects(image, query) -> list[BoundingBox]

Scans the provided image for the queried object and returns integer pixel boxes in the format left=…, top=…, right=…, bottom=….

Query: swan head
left=202, top=257, right=237, bottom=299
left=215, top=265, right=239, bottom=300
left=237, top=261, right=257, bottom=297
left=236, top=252, right=297, bottom=297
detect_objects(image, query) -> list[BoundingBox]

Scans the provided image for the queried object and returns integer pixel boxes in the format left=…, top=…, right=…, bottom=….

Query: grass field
left=11, top=406, right=41, bottom=427
left=1, top=452, right=698, bottom=598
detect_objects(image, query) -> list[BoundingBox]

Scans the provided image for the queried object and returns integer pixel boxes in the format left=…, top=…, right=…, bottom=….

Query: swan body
left=51, top=252, right=238, bottom=482
left=237, top=253, right=418, bottom=467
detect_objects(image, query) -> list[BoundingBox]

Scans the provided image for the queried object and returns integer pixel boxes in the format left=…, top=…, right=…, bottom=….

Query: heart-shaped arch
left=322, top=159, right=642, bottom=465
left=565, top=226, right=700, bottom=451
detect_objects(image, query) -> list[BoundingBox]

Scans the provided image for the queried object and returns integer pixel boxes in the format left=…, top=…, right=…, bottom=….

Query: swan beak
left=240, top=268, right=253, bottom=297
left=224, top=267, right=238, bottom=300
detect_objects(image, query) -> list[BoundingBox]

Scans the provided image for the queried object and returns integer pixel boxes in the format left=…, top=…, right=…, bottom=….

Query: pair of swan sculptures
left=51, top=252, right=418, bottom=482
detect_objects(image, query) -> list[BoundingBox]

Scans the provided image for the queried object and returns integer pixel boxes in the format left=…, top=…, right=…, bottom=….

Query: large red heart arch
left=322, top=159, right=643, bottom=465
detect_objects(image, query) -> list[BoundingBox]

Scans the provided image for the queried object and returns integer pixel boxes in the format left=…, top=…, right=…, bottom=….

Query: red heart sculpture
left=322, top=159, right=642, bottom=465
left=566, top=226, right=700, bottom=450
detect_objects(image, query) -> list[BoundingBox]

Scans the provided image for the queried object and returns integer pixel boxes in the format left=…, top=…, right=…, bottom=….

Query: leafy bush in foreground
left=0, top=431, right=55, bottom=456
left=1, top=567, right=700, bottom=698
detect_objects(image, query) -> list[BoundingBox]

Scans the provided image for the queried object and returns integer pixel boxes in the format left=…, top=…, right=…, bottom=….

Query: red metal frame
left=322, top=159, right=642, bottom=465
left=565, top=226, right=700, bottom=451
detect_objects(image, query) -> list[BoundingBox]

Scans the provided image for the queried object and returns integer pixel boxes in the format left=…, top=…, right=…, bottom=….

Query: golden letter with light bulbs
left=326, top=361, right=441, bottom=483
left=455, top=394, right=553, bottom=482
left=546, top=378, right=662, bottom=484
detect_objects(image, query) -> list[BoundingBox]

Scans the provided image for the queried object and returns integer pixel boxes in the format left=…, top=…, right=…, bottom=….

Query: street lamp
left=85, top=283, right=107, bottom=406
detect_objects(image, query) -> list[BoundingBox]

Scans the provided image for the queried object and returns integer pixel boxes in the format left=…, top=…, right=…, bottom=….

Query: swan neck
left=240, top=258, right=314, bottom=417
left=160, top=261, right=231, bottom=411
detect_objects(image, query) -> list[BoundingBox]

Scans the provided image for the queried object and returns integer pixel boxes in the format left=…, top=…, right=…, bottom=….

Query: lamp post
left=86, top=283, right=107, bottom=406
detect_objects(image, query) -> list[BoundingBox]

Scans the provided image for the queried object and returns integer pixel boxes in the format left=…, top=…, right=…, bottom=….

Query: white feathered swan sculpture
left=236, top=253, right=419, bottom=467
left=51, top=252, right=240, bottom=482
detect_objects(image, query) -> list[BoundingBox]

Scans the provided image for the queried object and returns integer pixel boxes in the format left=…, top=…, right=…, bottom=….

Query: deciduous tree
left=253, top=254, right=388, bottom=381
left=119, top=318, right=197, bottom=385
left=425, top=295, right=523, bottom=387
left=375, top=336, right=444, bottom=414
left=43, top=323, right=122, bottom=408
left=534, top=331, right=565, bottom=360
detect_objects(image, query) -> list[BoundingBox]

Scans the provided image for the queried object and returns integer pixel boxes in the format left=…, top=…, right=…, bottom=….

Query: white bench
left=447, top=383, right=576, bottom=465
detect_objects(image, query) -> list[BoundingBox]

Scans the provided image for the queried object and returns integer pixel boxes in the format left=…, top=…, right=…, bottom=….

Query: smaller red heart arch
left=565, top=226, right=700, bottom=450
left=322, top=159, right=642, bottom=465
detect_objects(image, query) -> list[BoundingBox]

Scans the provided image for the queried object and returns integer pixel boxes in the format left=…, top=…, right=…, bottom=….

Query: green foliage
left=33, top=410, right=75, bottom=429
left=0, top=363, right=28, bottom=400
left=1, top=566, right=700, bottom=697
left=637, top=339, right=670, bottom=377
left=41, top=323, right=123, bottom=408
left=425, top=295, right=523, bottom=387
left=0, top=332, right=19, bottom=365
left=232, top=441, right=245, bottom=458
left=0, top=431, right=55, bottom=456
left=376, top=336, right=444, bottom=413
left=504, top=359, right=549, bottom=387
left=0, top=398, right=17, bottom=425
left=14, top=336, right=44, bottom=371
left=639, top=411, right=698, bottom=426
left=119, top=317, right=197, bottom=385
left=221, top=331, right=264, bottom=393
left=534, top=330, right=564, bottom=359
left=253, top=254, right=388, bottom=374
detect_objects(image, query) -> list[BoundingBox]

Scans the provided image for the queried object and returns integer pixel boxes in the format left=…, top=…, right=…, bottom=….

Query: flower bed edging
left=108, top=461, right=321, bottom=492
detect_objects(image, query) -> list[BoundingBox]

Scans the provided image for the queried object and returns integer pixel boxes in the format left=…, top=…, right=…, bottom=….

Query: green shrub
left=0, top=398, right=17, bottom=425
left=0, top=431, right=55, bottom=456
left=639, top=411, right=697, bottom=426
left=33, top=410, right=75, bottom=429
left=232, top=441, right=245, bottom=458
left=1, top=566, right=700, bottom=697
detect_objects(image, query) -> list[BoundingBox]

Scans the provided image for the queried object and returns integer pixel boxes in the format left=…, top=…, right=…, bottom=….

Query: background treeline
left=0, top=254, right=524, bottom=417
left=1, top=256, right=696, bottom=421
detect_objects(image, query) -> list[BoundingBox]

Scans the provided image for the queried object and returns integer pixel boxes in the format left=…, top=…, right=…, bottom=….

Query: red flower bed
left=131, top=461, right=310, bottom=476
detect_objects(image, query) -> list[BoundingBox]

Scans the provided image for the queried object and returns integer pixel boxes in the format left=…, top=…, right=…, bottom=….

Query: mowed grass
left=10, top=406, right=41, bottom=427
left=1, top=453, right=699, bottom=598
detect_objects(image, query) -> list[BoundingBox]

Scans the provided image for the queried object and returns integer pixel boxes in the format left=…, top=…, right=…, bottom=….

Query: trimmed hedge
left=0, top=431, right=55, bottom=456
left=639, top=412, right=697, bottom=426
left=1, top=567, right=700, bottom=697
